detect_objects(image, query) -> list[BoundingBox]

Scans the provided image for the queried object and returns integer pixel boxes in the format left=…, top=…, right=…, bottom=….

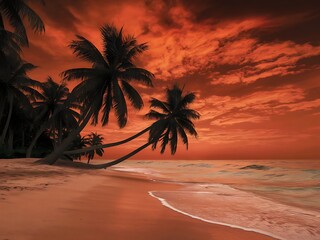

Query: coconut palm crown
left=0, top=0, right=45, bottom=46
left=62, top=24, right=154, bottom=128
left=147, top=85, right=200, bottom=155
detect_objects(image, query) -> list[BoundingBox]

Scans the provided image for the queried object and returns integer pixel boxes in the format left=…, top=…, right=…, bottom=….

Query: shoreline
left=148, top=191, right=284, bottom=240
left=0, top=158, right=276, bottom=240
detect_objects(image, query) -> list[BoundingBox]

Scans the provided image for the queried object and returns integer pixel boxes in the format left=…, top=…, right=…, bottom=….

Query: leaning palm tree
left=85, top=132, right=104, bottom=164
left=41, top=24, right=154, bottom=165
left=0, top=0, right=45, bottom=46
left=0, top=56, right=42, bottom=146
left=84, top=84, right=200, bottom=169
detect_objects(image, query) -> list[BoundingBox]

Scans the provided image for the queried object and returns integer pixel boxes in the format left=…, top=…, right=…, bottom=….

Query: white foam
left=149, top=191, right=286, bottom=240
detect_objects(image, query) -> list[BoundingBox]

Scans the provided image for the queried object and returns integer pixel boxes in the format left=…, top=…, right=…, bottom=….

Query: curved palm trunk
left=0, top=95, right=13, bottom=145
left=40, top=109, right=93, bottom=165
left=64, top=126, right=151, bottom=155
left=91, top=141, right=152, bottom=169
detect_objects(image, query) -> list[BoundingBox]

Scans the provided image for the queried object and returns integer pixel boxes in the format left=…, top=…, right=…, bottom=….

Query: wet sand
left=0, top=158, right=275, bottom=240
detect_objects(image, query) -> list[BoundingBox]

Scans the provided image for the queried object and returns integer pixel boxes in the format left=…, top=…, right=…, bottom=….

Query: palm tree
left=62, top=126, right=151, bottom=156
left=53, top=102, right=80, bottom=147
left=0, top=0, right=45, bottom=46
left=7, top=103, right=33, bottom=154
left=84, top=84, right=200, bottom=169
left=26, top=77, right=80, bottom=157
left=85, top=132, right=104, bottom=164
left=0, top=56, right=41, bottom=146
left=67, top=134, right=90, bottom=161
left=41, top=24, right=154, bottom=165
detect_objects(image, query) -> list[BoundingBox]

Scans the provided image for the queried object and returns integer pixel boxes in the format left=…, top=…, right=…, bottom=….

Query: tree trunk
left=51, top=121, right=56, bottom=148
left=21, top=131, right=25, bottom=148
left=0, top=98, right=5, bottom=125
left=57, top=118, right=62, bottom=147
left=0, top=95, right=13, bottom=145
left=26, top=121, right=50, bottom=157
left=91, top=141, right=152, bottom=169
left=8, top=129, right=13, bottom=153
left=40, top=109, right=93, bottom=165
left=26, top=109, right=60, bottom=158
left=64, top=126, right=151, bottom=155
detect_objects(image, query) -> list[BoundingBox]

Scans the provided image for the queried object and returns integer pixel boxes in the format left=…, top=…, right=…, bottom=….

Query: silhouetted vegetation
left=0, top=0, right=199, bottom=167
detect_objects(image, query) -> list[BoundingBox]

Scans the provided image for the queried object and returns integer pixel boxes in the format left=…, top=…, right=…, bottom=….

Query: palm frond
left=177, top=118, right=198, bottom=137
left=0, top=0, right=28, bottom=45
left=145, top=109, right=166, bottom=120
left=126, top=43, right=148, bottom=60
left=121, top=80, right=143, bottom=109
left=150, top=98, right=170, bottom=113
left=149, top=119, right=167, bottom=143
left=170, top=124, right=178, bottom=154
left=177, top=124, right=188, bottom=149
left=61, top=68, right=103, bottom=81
left=178, top=92, right=196, bottom=109
left=160, top=130, right=170, bottom=154
left=180, top=109, right=200, bottom=120
left=10, top=62, right=37, bottom=81
left=69, top=35, right=107, bottom=66
left=19, top=1, right=45, bottom=33
left=119, top=68, right=154, bottom=87
left=100, top=24, right=118, bottom=64
left=166, top=84, right=182, bottom=110
left=112, top=81, right=127, bottom=128
left=0, top=29, right=22, bottom=53
left=101, top=84, right=112, bottom=125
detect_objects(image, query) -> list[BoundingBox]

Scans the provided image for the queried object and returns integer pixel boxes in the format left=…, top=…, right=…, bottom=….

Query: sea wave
left=149, top=183, right=320, bottom=240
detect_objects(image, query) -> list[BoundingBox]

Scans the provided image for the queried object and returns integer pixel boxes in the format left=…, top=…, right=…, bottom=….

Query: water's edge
left=148, top=191, right=284, bottom=240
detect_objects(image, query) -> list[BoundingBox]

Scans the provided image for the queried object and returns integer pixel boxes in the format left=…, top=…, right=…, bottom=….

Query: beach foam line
left=148, top=191, right=285, bottom=240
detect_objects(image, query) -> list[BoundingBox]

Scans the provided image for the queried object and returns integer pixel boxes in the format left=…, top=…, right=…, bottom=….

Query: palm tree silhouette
left=85, top=132, right=104, bottom=164
left=89, top=84, right=200, bottom=169
left=26, top=77, right=80, bottom=157
left=42, top=24, right=154, bottom=164
left=0, top=56, right=41, bottom=146
left=0, top=0, right=45, bottom=46
left=67, top=134, right=90, bottom=161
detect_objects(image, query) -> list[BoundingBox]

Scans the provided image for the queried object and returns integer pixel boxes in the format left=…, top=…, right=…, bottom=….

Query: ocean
left=112, top=159, right=320, bottom=240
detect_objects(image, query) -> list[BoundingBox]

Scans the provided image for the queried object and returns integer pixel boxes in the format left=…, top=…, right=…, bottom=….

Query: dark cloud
left=144, top=0, right=182, bottom=28
left=152, top=0, right=320, bottom=43
left=210, top=69, right=320, bottom=98
left=181, top=0, right=320, bottom=21
left=29, top=0, right=79, bottom=31
left=304, top=86, right=320, bottom=100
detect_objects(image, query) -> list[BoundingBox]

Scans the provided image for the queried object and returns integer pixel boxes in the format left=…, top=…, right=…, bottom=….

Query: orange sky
left=23, top=0, right=320, bottom=160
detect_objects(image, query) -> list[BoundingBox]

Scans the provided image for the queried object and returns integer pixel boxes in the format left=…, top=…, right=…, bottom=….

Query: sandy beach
left=0, top=158, right=276, bottom=240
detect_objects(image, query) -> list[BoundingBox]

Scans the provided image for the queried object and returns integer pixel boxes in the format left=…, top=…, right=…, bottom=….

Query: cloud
left=22, top=0, right=320, bottom=159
